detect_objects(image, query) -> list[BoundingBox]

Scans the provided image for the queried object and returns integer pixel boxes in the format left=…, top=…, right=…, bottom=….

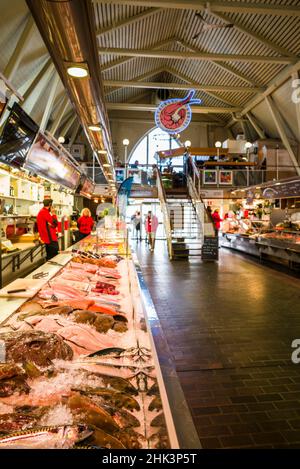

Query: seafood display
left=0, top=236, right=172, bottom=449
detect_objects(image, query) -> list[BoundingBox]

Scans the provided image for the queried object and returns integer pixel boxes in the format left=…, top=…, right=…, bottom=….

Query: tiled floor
left=135, top=240, right=300, bottom=448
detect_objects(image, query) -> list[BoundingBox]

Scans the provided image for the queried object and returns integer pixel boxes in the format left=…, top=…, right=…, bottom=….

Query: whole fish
left=0, top=424, right=93, bottom=449
left=18, top=306, right=73, bottom=321
left=74, top=387, right=140, bottom=411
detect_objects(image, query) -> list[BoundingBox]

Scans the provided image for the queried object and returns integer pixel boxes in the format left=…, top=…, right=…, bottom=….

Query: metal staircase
left=168, top=199, right=204, bottom=259
left=156, top=166, right=207, bottom=260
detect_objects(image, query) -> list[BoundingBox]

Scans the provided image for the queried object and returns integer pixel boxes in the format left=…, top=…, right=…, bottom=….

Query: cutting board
left=0, top=279, right=47, bottom=298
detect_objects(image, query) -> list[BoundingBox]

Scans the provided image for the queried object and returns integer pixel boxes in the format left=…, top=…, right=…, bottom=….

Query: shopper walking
left=131, top=211, right=142, bottom=241
left=37, top=199, right=59, bottom=261
left=145, top=211, right=159, bottom=251
left=76, top=208, right=94, bottom=241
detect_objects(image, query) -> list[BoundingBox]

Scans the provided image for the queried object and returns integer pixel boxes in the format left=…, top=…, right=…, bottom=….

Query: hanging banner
left=155, top=89, right=201, bottom=134
left=116, top=176, right=134, bottom=220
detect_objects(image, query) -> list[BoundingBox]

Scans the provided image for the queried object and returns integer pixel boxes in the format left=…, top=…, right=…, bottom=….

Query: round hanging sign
left=155, top=90, right=201, bottom=134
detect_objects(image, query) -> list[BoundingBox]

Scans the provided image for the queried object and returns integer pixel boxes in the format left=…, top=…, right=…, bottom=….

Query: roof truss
left=98, top=47, right=294, bottom=64
left=106, top=103, right=241, bottom=113
left=93, top=1, right=300, bottom=17
left=96, top=7, right=160, bottom=35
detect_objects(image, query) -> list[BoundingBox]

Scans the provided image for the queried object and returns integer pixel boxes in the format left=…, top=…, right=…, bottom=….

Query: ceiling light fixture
left=66, top=62, right=89, bottom=78
left=88, top=124, right=102, bottom=132
left=58, top=136, right=65, bottom=144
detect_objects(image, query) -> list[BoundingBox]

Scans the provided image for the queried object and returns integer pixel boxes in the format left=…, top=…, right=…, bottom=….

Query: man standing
left=145, top=211, right=159, bottom=251
left=37, top=199, right=59, bottom=260
left=131, top=211, right=142, bottom=241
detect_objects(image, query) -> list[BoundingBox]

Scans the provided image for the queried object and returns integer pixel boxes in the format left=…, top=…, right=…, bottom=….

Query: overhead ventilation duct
left=26, top=0, right=115, bottom=183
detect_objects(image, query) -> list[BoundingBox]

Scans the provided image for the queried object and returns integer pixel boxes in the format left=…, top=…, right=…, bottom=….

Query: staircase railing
left=186, top=157, right=216, bottom=238
left=156, top=166, right=174, bottom=260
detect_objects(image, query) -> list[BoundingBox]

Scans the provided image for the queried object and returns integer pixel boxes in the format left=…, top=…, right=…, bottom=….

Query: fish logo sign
left=155, top=90, right=201, bottom=134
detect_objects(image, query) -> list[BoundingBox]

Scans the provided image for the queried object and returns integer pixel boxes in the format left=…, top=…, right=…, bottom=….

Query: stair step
left=173, top=249, right=189, bottom=255
left=172, top=242, right=187, bottom=248
left=173, top=254, right=189, bottom=259
left=172, top=244, right=188, bottom=251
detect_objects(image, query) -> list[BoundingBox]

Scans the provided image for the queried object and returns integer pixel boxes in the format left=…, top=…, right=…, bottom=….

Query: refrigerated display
left=0, top=231, right=181, bottom=449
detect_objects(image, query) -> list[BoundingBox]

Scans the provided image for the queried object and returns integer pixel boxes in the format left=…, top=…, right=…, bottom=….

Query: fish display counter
left=220, top=231, right=300, bottom=269
left=0, top=233, right=198, bottom=449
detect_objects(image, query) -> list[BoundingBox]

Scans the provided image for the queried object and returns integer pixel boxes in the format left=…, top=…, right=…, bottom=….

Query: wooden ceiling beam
left=93, top=1, right=300, bottom=17
left=104, top=66, right=167, bottom=95
left=265, top=95, right=300, bottom=176
left=176, top=40, right=261, bottom=88
left=96, top=8, right=160, bottom=35
left=98, top=47, right=293, bottom=64
left=208, top=11, right=297, bottom=59
left=100, top=37, right=177, bottom=72
left=106, top=103, right=241, bottom=113
left=104, top=79, right=264, bottom=93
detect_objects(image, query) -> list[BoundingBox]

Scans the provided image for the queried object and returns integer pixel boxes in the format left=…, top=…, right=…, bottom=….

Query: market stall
left=220, top=193, right=300, bottom=269
left=0, top=228, right=198, bottom=449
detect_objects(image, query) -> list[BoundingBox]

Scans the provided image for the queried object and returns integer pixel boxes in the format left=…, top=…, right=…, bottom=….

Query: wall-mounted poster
left=219, top=170, right=233, bottom=185
left=116, top=168, right=125, bottom=183
left=203, top=170, right=217, bottom=185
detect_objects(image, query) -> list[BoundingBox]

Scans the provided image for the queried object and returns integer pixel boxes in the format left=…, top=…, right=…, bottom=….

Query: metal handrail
left=187, top=156, right=216, bottom=238
left=156, top=166, right=174, bottom=260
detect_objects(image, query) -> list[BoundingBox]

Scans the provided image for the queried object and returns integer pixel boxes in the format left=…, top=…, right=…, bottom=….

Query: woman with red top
left=76, top=208, right=94, bottom=241
left=212, top=209, right=223, bottom=232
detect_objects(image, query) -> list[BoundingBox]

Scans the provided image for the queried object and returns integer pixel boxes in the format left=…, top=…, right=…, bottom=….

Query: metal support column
left=265, top=96, right=300, bottom=176
left=4, top=15, right=35, bottom=81
left=92, top=152, right=96, bottom=182
left=40, top=73, right=60, bottom=131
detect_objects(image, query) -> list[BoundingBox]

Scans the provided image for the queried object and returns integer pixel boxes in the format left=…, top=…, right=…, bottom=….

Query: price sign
left=201, top=236, right=219, bottom=261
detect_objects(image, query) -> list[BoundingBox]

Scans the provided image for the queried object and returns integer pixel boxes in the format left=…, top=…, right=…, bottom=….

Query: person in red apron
left=145, top=211, right=159, bottom=252
left=76, top=208, right=94, bottom=241
left=212, top=209, right=223, bottom=232
left=37, top=199, right=59, bottom=261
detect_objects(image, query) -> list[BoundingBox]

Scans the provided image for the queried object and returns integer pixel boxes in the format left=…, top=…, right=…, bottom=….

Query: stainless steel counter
left=132, top=252, right=201, bottom=449
left=220, top=232, right=300, bottom=268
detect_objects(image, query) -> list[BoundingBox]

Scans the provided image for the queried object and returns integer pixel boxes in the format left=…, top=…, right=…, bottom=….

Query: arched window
left=128, top=128, right=180, bottom=166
